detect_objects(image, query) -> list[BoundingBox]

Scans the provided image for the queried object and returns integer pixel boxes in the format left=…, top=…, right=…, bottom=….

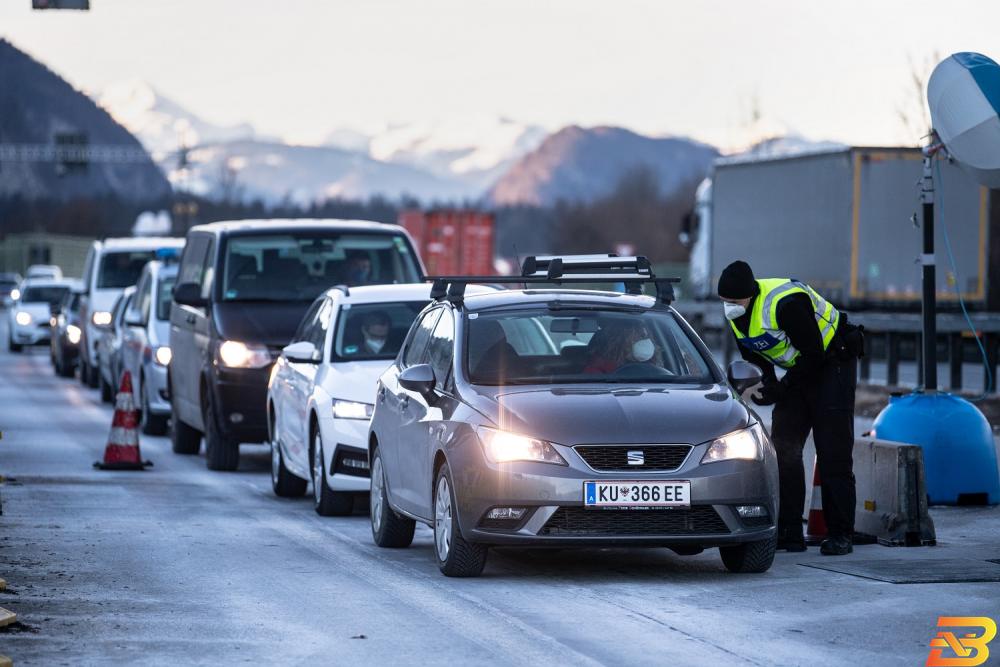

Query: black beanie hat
left=717, top=261, right=757, bottom=299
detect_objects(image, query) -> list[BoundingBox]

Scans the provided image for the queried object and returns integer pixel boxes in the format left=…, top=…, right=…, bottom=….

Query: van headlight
left=218, top=340, right=271, bottom=369
left=92, top=311, right=112, bottom=326
left=14, top=311, right=32, bottom=326
left=477, top=426, right=566, bottom=465
left=701, top=423, right=765, bottom=464
left=332, top=400, right=374, bottom=420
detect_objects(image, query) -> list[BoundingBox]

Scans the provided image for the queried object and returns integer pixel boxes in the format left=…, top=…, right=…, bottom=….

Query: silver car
left=368, top=256, right=779, bottom=577
left=96, top=287, right=137, bottom=403
left=121, top=260, right=177, bottom=435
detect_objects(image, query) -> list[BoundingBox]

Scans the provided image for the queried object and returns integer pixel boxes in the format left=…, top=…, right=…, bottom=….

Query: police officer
left=717, top=261, right=861, bottom=556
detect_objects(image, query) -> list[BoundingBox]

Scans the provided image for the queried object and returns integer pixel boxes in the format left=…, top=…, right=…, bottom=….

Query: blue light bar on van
left=156, top=247, right=179, bottom=263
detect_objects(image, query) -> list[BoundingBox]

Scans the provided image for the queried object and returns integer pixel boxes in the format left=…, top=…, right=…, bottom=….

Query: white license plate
left=584, top=480, right=691, bottom=508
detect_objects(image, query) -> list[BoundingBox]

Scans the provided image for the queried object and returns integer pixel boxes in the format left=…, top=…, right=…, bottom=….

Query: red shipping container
left=398, top=209, right=496, bottom=276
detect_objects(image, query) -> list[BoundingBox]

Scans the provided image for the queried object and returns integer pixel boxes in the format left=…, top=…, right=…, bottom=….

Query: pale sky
left=2, top=0, right=997, bottom=150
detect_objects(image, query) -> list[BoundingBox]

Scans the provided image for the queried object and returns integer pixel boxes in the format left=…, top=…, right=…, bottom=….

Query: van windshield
left=220, top=232, right=421, bottom=302
left=98, top=251, right=158, bottom=289
left=467, top=308, right=715, bottom=386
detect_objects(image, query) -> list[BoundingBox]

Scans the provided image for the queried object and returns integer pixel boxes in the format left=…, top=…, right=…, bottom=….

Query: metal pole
left=920, top=142, right=939, bottom=391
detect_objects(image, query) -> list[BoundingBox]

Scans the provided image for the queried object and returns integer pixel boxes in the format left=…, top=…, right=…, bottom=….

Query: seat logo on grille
left=627, top=450, right=644, bottom=466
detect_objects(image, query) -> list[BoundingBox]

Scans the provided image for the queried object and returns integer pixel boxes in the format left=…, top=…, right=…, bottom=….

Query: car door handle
left=185, top=314, right=196, bottom=324
left=399, top=394, right=409, bottom=410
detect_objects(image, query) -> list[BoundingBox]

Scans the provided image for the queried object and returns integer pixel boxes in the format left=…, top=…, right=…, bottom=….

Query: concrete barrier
left=853, top=437, right=936, bottom=546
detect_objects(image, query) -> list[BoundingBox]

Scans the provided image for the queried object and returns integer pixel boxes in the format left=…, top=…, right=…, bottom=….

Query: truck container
left=399, top=209, right=496, bottom=276
left=688, top=147, right=999, bottom=310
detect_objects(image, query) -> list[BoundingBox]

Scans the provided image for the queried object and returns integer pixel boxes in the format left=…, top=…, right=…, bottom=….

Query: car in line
left=7, top=278, right=76, bottom=352
left=50, top=286, right=86, bottom=378
left=268, top=283, right=495, bottom=515
left=26, top=264, right=63, bottom=281
left=96, top=287, right=137, bottom=402
left=367, top=255, right=778, bottom=577
left=169, top=219, right=425, bottom=470
left=120, top=259, right=178, bottom=435
left=78, top=237, right=185, bottom=388
left=0, top=272, right=22, bottom=307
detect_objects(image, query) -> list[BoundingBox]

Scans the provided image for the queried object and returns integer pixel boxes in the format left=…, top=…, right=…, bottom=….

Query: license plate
left=584, top=481, right=690, bottom=508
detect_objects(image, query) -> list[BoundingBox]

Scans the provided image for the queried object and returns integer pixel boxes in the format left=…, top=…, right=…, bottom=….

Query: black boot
left=820, top=535, right=853, bottom=556
left=777, top=526, right=806, bottom=552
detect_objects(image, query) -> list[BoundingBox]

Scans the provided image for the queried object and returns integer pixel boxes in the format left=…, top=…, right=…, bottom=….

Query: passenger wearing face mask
left=583, top=321, right=658, bottom=373
left=718, top=260, right=862, bottom=557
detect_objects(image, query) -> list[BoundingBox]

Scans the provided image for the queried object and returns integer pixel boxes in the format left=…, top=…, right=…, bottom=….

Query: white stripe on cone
left=115, top=391, right=135, bottom=411
left=107, top=426, right=139, bottom=447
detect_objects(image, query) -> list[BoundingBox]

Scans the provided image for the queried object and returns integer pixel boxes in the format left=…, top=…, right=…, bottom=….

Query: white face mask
left=364, top=334, right=386, bottom=353
left=724, top=302, right=746, bottom=320
left=631, top=338, right=655, bottom=362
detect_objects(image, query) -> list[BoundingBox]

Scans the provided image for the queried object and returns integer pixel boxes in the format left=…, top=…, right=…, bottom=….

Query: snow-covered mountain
left=324, top=117, right=548, bottom=191
left=95, top=80, right=255, bottom=160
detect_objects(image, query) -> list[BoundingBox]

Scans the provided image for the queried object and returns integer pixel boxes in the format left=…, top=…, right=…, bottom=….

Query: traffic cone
left=94, top=370, right=151, bottom=470
left=804, top=457, right=827, bottom=545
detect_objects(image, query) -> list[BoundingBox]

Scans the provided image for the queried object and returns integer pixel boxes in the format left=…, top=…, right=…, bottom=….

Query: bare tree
left=214, top=156, right=244, bottom=204
left=898, top=51, right=941, bottom=145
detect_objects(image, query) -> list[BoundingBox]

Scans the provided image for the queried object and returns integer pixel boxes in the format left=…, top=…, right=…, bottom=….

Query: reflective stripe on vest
left=729, top=278, right=840, bottom=369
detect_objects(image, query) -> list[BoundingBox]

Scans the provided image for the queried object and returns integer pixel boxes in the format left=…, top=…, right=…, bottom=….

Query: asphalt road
left=1, top=333, right=998, bottom=665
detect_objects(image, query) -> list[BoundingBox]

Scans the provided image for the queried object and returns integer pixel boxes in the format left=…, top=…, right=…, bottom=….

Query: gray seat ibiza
left=368, top=256, right=778, bottom=577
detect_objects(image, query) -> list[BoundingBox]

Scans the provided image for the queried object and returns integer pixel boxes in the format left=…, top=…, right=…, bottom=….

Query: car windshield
left=467, top=307, right=715, bottom=385
left=156, top=276, right=176, bottom=321
left=21, top=286, right=70, bottom=305
left=221, top=232, right=421, bottom=302
left=97, top=251, right=158, bottom=289
left=331, top=301, right=427, bottom=362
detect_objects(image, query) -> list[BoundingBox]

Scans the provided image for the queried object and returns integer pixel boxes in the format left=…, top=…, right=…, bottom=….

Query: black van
left=169, top=219, right=424, bottom=471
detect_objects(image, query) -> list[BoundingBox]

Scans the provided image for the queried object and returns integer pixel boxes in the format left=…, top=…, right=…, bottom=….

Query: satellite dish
left=927, top=52, right=1000, bottom=187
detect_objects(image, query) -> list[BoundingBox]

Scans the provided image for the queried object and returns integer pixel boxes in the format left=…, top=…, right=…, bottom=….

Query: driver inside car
left=583, top=320, right=659, bottom=374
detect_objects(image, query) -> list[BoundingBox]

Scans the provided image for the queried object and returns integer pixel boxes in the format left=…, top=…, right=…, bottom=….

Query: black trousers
left=771, top=357, right=857, bottom=538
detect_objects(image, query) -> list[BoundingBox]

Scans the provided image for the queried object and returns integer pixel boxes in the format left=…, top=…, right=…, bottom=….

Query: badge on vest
left=738, top=333, right=781, bottom=351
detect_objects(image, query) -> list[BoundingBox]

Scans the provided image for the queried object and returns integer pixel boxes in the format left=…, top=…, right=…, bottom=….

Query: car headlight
left=10, top=288, right=20, bottom=301
left=66, top=324, right=82, bottom=344
left=332, top=399, right=374, bottom=420
left=92, top=311, right=112, bottom=326
left=154, top=346, right=172, bottom=366
left=14, top=311, right=31, bottom=326
left=218, top=340, right=271, bottom=369
left=701, top=423, right=765, bottom=464
left=476, top=426, right=566, bottom=465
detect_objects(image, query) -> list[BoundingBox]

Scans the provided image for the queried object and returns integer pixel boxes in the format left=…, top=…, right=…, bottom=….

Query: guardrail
left=673, top=301, right=1000, bottom=395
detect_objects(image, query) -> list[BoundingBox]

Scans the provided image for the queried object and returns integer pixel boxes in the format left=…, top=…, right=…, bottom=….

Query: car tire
left=369, top=446, right=415, bottom=548
left=719, top=535, right=777, bottom=574
left=312, top=432, right=353, bottom=516
left=99, top=373, right=114, bottom=403
left=140, top=380, right=169, bottom=436
left=271, top=437, right=307, bottom=497
left=434, top=464, right=487, bottom=577
left=78, top=359, right=89, bottom=385
left=87, top=361, right=99, bottom=388
left=8, top=336, right=21, bottom=353
left=171, top=417, right=202, bottom=455
left=56, top=351, right=74, bottom=378
left=204, top=395, right=239, bottom=471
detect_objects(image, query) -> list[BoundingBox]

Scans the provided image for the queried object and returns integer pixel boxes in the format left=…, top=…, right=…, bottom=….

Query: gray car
left=368, top=255, right=779, bottom=577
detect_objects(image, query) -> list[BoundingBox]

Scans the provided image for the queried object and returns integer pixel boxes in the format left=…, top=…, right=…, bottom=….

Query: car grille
left=574, top=444, right=692, bottom=472
left=539, top=506, right=730, bottom=537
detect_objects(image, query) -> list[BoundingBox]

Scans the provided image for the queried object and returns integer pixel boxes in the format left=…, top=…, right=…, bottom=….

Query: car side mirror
left=124, top=312, right=143, bottom=327
left=174, top=282, right=207, bottom=308
left=399, top=364, right=436, bottom=397
left=282, top=341, right=319, bottom=363
left=727, top=360, right=763, bottom=394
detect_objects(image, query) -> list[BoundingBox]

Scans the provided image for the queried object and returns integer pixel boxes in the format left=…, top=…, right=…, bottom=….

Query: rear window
left=21, top=286, right=70, bottom=305
left=156, top=276, right=176, bottom=321
left=331, top=301, right=427, bottom=362
left=97, top=251, right=157, bottom=289
left=221, top=232, right=421, bottom=302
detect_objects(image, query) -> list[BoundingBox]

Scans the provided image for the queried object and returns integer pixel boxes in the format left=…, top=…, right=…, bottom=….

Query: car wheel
left=140, top=380, right=169, bottom=436
left=57, top=351, right=74, bottom=378
left=8, top=335, right=21, bottom=353
left=87, top=361, right=99, bottom=388
left=99, top=373, right=114, bottom=403
left=369, top=446, right=415, bottom=548
left=171, top=416, right=202, bottom=455
left=719, top=535, right=777, bottom=574
left=78, top=359, right=89, bottom=385
left=270, top=437, right=307, bottom=497
left=203, top=395, right=239, bottom=471
left=434, top=464, right=487, bottom=577
left=312, top=431, right=353, bottom=516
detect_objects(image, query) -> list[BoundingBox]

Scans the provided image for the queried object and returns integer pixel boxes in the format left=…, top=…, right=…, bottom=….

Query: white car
left=267, top=283, right=495, bottom=515
left=77, top=237, right=185, bottom=388
left=26, top=264, right=63, bottom=281
left=7, top=278, right=78, bottom=352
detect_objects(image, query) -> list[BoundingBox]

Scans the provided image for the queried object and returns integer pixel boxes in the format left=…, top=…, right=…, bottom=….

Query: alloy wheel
left=435, top=475, right=452, bottom=562
left=370, top=455, right=384, bottom=532
left=313, top=433, right=324, bottom=506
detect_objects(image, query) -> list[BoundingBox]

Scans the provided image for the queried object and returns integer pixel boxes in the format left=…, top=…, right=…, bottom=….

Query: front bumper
left=210, top=366, right=272, bottom=444
left=318, top=416, right=371, bottom=492
left=11, top=322, right=51, bottom=345
left=449, top=439, right=778, bottom=547
left=143, top=362, right=171, bottom=415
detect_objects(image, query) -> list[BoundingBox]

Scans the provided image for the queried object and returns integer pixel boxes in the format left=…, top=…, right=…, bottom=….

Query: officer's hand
left=750, top=381, right=784, bottom=406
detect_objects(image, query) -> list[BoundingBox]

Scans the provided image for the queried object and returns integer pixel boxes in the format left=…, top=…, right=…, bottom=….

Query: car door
left=170, top=234, right=212, bottom=430
left=399, top=308, right=455, bottom=518
left=387, top=307, right=446, bottom=518
left=122, top=272, right=151, bottom=402
left=281, top=297, right=326, bottom=467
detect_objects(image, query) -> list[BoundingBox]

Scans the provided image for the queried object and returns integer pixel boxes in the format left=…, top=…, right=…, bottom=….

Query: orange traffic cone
left=804, top=457, right=826, bottom=545
left=94, top=370, right=151, bottom=470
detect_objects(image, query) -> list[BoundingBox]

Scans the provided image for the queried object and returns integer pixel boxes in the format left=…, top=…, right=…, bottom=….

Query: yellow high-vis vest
left=729, top=278, right=840, bottom=369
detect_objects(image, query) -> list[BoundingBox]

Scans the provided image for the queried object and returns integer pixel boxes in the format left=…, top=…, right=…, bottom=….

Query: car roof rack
left=428, top=254, right=680, bottom=305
